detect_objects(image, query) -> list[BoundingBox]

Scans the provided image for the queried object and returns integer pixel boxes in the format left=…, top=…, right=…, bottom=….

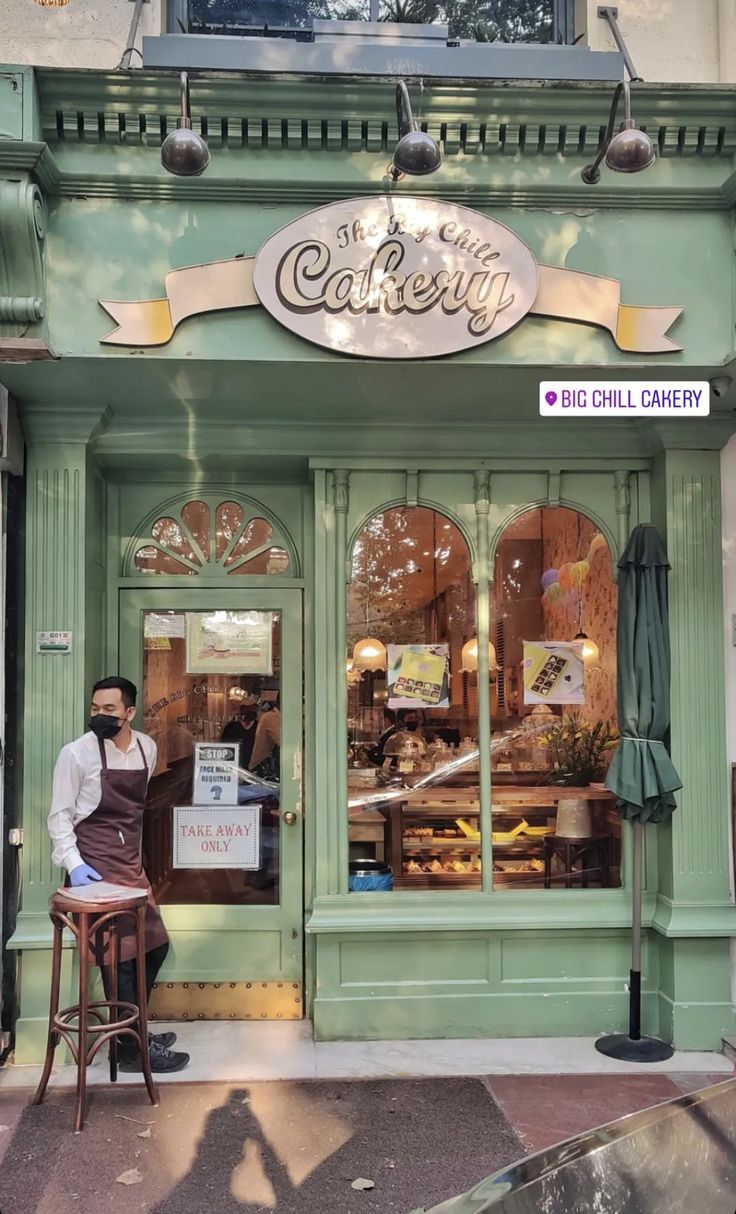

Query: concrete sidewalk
left=0, top=1072, right=730, bottom=1214
left=1, top=1021, right=732, bottom=1089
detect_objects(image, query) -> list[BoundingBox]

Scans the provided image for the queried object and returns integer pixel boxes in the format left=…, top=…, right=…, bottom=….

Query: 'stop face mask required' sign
left=253, top=198, right=539, bottom=359
left=99, top=195, right=683, bottom=357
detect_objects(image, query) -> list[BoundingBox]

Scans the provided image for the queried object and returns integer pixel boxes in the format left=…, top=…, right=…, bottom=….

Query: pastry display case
left=389, top=785, right=617, bottom=888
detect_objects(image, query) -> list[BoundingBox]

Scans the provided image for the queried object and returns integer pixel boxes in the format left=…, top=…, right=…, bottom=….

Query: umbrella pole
left=595, top=820, right=674, bottom=1062
left=629, top=819, right=643, bottom=1040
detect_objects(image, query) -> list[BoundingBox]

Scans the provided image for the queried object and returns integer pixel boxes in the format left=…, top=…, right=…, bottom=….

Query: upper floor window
left=176, top=1, right=565, bottom=43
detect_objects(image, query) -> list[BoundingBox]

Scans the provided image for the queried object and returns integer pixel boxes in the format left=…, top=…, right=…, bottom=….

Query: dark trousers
left=100, top=941, right=169, bottom=1059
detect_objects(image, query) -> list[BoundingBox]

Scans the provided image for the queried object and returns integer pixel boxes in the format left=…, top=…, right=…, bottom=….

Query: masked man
left=47, top=676, right=189, bottom=1074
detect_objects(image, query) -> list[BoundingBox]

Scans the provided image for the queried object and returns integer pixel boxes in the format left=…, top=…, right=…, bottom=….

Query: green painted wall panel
left=161, top=930, right=286, bottom=981
left=338, top=938, right=495, bottom=988
left=42, top=199, right=733, bottom=368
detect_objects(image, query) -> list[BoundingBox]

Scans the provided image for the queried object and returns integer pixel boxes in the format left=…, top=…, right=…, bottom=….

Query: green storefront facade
left=1, top=64, right=735, bottom=1062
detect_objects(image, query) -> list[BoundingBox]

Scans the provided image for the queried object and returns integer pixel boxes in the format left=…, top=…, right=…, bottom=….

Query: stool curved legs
left=34, top=894, right=159, bottom=1131
left=109, top=916, right=118, bottom=1084
left=32, top=917, right=64, bottom=1107
left=136, top=904, right=159, bottom=1108
left=74, top=910, right=90, bottom=1134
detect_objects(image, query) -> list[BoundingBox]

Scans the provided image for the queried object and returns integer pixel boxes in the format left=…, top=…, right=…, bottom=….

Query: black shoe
left=118, top=1041, right=190, bottom=1074
left=149, top=1031, right=177, bottom=1049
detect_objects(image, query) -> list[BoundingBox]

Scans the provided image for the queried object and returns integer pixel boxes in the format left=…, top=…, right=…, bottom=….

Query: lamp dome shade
left=460, top=638, right=497, bottom=673
left=605, top=125, right=655, bottom=174
left=391, top=130, right=441, bottom=177
left=161, top=128, right=211, bottom=177
left=352, top=638, right=387, bottom=672
left=574, top=631, right=600, bottom=665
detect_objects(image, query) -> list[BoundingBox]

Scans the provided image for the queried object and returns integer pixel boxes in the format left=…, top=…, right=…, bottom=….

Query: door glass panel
left=141, top=609, right=281, bottom=906
left=181, top=499, right=211, bottom=561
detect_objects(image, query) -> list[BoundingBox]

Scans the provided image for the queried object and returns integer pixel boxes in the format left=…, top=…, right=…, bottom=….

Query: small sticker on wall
left=36, top=631, right=72, bottom=655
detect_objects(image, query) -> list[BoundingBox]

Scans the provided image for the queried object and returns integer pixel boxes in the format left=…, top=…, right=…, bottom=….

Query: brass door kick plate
left=150, top=980, right=303, bottom=1021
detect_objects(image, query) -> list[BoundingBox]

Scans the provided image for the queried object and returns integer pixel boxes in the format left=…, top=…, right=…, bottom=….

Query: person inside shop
left=369, top=707, right=424, bottom=767
left=248, top=693, right=281, bottom=780
left=47, top=675, right=190, bottom=1074
left=221, top=701, right=258, bottom=771
left=246, top=694, right=281, bottom=889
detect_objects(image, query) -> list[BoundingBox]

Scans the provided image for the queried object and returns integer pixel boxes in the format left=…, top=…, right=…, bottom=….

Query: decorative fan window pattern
left=134, top=500, right=291, bottom=577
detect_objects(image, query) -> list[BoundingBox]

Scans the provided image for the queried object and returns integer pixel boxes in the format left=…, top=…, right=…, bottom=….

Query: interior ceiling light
left=387, top=80, right=442, bottom=181
left=352, top=638, right=387, bottom=673
left=34, top=0, right=71, bottom=6
left=161, top=72, right=211, bottom=178
left=460, top=638, right=498, bottom=674
left=574, top=630, right=600, bottom=666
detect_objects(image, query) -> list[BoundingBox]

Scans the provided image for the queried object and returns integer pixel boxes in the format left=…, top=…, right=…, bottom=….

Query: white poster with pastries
left=185, top=610, right=273, bottom=675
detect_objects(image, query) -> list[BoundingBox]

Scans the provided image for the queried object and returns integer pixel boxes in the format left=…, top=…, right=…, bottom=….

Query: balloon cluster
left=541, top=531, right=607, bottom=604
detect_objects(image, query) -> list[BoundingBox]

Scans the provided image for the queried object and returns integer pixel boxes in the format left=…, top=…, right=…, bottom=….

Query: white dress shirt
left=48, top=729, right=157, bottom=874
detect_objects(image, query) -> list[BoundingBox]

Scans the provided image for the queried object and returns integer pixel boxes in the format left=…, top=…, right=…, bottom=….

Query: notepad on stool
left=59, top=881, right=150, bottom=903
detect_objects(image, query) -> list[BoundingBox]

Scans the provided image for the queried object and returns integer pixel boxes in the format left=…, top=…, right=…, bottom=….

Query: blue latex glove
left=69, top=863, right=102, bottom=887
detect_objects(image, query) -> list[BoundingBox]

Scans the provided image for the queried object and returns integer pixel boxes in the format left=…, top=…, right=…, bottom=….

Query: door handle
left=282, top=811, right=298, bottom=826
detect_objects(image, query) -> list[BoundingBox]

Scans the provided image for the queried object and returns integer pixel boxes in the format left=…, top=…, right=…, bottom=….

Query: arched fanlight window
left=133, top=499, right=291, bottom=577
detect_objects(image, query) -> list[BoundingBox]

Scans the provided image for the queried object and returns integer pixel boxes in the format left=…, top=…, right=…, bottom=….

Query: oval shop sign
left=252, top=196, right=539, bottom=360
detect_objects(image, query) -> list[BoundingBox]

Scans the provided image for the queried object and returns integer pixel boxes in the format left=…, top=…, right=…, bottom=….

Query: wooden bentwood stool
left=33, top=889, right=159, bottom=1133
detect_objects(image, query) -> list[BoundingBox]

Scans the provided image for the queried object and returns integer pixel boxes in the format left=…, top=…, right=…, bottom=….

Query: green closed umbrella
left=596, top=523, right=683, bottom=1062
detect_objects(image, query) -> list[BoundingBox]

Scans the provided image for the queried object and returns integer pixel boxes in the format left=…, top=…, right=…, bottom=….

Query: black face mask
left=88, top=713, right=125, bottom=740
left=404, top=721, right=420, bottom=733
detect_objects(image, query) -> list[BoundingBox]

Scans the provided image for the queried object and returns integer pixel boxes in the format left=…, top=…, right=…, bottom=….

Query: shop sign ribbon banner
left=99, top=197, right=683, bottom=358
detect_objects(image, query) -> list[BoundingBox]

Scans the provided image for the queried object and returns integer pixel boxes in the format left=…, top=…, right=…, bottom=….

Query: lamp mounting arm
left=395, top=81, right=417, bottom=139
left=597, top=6, right=642, bottom=82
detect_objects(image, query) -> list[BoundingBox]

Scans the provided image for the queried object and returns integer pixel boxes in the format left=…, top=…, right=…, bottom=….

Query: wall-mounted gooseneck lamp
left=582, top=8, right=654, bottom=185
left=161, top=72, right=211, bottom=177
left=387, top=81, right=442, bottom=181
left=581, top=78, right=655, bottom=184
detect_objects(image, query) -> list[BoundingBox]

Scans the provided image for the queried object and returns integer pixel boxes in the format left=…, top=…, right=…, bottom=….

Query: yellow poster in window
left=522, top=641, right=584, bottom=705
left=388, top=645, right=450, bottom=709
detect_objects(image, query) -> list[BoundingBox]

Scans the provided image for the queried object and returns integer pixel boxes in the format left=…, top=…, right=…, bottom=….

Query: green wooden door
left=119, top=587, right=304, bottom=1019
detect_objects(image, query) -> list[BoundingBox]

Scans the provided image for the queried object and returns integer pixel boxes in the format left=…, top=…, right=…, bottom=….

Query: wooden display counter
left=385, top=785, right=616, bottom=889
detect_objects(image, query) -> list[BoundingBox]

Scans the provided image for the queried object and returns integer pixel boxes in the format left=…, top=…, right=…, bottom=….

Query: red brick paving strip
left=486, top=1073, right=690, bottom=1153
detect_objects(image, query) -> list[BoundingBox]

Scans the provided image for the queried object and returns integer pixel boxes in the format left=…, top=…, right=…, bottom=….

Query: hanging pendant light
left=571, top=514, right=599, bottom=665
left=460, top=638, right=497, bottom=673
left=346, top=659, right=363, bottom=687
left=574, top=631, right=600, bottom=666
left=352, top=638, right=387, bottom=672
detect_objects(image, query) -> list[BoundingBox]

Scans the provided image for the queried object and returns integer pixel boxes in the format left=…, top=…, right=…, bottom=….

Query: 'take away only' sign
left=100, top=196, right=682, bottom=358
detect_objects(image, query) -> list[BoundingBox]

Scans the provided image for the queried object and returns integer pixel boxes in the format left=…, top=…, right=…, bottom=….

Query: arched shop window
left=345, top=502, right=621, bottom=894
left=346, top=505, right=479, bottom=891
left=491, top=506, right=620, bottom=892
left=133, top=499, right=291, bottom=576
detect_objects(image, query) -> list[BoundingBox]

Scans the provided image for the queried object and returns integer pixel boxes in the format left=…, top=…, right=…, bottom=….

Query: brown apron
left=74, top=737, right=169, bottom=966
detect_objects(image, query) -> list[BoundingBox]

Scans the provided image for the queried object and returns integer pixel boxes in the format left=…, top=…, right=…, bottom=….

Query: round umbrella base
left=595, top=1033, right=674, bottom=1063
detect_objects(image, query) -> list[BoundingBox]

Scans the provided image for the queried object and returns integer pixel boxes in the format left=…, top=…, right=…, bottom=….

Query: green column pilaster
left=312, top=468, right=348, bottom=898
left=10, top=408, right=107, bottom=1062
left=651, top=447, right=734, bottom=1049
left=333, top=470, right=350, bottom=897
left=474, top=471, right=493, bottom=893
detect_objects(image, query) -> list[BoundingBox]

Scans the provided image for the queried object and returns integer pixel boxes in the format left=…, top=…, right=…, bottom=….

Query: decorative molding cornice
left=0, top=68, right=733, bottom=209
left=21, top=402, right=112, bottom=444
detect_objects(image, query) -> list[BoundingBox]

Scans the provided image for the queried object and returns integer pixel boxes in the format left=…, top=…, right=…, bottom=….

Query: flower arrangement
left=544, top=711, right=618, bottom=787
